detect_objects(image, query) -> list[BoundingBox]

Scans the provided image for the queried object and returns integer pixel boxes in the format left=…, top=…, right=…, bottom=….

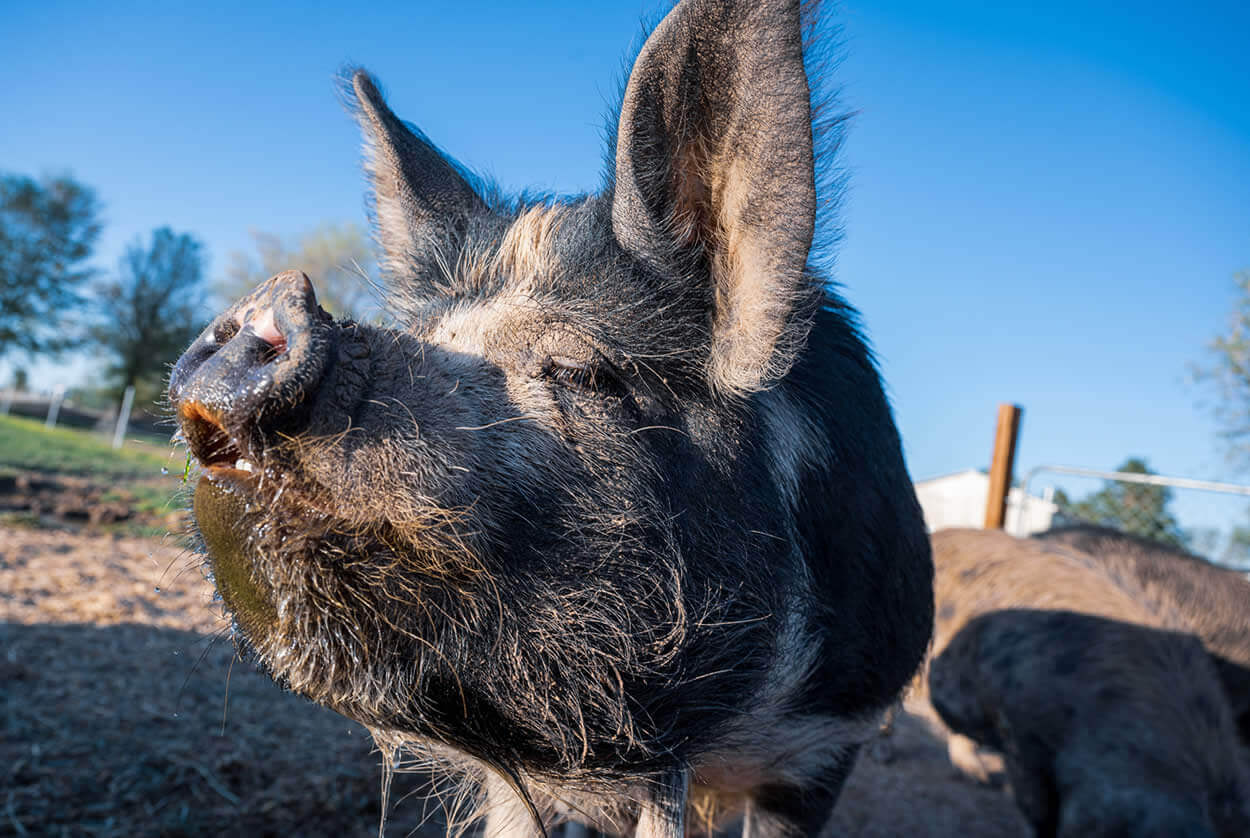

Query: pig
left=1034, top=524, right=1250, bottom=738
left=916, top=528, right=1250, bottom=797
left=905, top=528, right=1168, bottom=783
left=166, top=1, right=934, bottom=836
left=929, top=609, right=1250, bottom=838
left=928, top=529, right=1164, bottom=661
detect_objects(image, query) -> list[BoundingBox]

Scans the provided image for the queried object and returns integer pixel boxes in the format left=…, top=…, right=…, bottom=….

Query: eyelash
left=546, top=358, right=626, bottom=397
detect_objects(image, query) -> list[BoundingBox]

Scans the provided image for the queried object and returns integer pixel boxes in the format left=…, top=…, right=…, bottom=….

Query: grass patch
left=104, top=480, right=192, bottom=519
left=0, top=414, right=180, bottom=479
left=0, top=415, right=194, bottom=535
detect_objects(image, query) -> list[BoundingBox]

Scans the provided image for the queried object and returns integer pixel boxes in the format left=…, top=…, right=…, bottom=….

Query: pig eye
left=545, top=355, right=626, bottom=398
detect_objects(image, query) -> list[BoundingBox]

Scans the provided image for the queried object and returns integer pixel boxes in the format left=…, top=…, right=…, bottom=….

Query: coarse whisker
left=176, top=627, right=230, bottom=712
left=276, top=422, right=362, bottom=460
left=634, top=358, right=682, bottom=402
left=625, top=425, right=687, bottom=437
left=454, top=415, right=540, bottom=432
left=221, top=652, right=237, bottom=735
left=375, top=395, right=424, bottom=438
left=625, top=346, right=700, bottom=361
left=166, top=558, right=210, bottom=585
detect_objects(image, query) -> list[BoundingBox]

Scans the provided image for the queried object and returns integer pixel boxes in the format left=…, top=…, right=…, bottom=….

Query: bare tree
left=90, top=228, right=208, bottom=408
left=1196, top=269, right=1250, bottom=469
left=0, top=173, right=102, bottom=359
left=220, top=222, right=380, bottom=321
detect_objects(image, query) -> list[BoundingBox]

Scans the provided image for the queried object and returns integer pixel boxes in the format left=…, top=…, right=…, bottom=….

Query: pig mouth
left=177, top=401, right=262, bottom=488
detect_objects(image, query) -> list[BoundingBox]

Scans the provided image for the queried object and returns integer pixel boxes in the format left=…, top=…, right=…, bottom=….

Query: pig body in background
left=913, top=528, right=1166, bottom=781
left=1034, top=524, right=1250, bottom=738
left=168, top=0, right=933, bottom=836
left=920, top=528, right=1250, bottom=798
left=930, top=609, right=1250, bottom=838
left=927, top=529, right=1162, bottom=662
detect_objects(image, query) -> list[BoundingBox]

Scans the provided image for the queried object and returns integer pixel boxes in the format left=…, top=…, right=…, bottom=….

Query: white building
left=914, top=469, right=1057, bottom=536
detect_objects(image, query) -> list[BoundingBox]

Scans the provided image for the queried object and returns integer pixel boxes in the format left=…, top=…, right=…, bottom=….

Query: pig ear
left=349, top=70, right=487, bottom=277
left=611, top=0, right=820, bottom=394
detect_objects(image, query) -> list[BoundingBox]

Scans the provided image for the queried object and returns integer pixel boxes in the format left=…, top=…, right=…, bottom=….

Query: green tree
left=1054, top=457, right=1188, bottom=549
left=0, top=173, right=102, bottom=358
left=219, top=222, right=380, bottom=321
left=89, top=227, right=208, bottom=408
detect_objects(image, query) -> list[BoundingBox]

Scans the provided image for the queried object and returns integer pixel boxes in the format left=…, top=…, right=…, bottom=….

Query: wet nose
left=169, top=270, right=334, bottom=470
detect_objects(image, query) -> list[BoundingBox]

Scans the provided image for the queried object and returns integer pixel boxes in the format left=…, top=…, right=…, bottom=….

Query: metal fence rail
left=1017, top=465, right=1250, bottom=572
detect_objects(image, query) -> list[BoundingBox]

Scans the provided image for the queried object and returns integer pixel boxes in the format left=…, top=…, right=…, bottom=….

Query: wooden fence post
left=984, top=403, right=1023, bottom=530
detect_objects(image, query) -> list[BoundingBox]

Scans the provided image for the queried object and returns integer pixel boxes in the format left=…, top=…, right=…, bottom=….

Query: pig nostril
left=242, top=306, right=287, bottom=356
left=258, top=341, right=285, bottom=365
left=212, top=319, right=241, bottom=347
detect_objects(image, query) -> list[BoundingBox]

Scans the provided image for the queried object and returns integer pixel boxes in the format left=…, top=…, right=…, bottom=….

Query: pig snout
left=169, top=270, right=335, bottom=472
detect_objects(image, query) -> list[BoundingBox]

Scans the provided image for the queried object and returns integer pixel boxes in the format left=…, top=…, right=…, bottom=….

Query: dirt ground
left=0, top=523, right=1028, bottom=838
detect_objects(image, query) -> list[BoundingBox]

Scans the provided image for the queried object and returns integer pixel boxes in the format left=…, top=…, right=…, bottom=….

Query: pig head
left=169, top=0, right=933, bottom=835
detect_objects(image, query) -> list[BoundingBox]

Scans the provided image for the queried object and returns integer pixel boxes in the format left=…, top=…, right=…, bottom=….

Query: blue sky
left=2, top=1, right=1248, bottom=521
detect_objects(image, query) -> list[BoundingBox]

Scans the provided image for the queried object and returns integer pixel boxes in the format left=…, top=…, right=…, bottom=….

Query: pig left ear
left=348, top=70, right=487, bottom=282
left=611, top=0, right=820, bottom=394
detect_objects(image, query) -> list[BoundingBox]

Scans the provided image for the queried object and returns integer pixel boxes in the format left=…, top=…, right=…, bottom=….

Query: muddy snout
left=169, top=270, right=335, bottom=472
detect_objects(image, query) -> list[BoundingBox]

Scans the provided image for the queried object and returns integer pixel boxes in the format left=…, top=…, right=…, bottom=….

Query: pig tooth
left=235, top=458, right=255, bottom=473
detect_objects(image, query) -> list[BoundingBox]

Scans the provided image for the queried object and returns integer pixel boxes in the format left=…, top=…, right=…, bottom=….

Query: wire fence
left=1016, top=465, right=1250, bottom=572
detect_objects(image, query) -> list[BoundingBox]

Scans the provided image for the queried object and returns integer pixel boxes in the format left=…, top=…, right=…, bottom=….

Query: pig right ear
left=348, top=70, right=487, bottom=278
left=610, top=0, right=822, bottom=395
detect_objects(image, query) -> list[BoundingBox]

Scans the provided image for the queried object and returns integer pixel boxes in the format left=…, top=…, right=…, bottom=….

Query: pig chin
left=190, top=471, right=414, bottom=710
left=193, top=476, right=280, bottom=644
left=187, top=437, right=482, bottom=689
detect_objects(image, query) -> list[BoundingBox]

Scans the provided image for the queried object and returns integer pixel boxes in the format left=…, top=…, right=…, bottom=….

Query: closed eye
left=545, top=355, right=627, bottom=397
